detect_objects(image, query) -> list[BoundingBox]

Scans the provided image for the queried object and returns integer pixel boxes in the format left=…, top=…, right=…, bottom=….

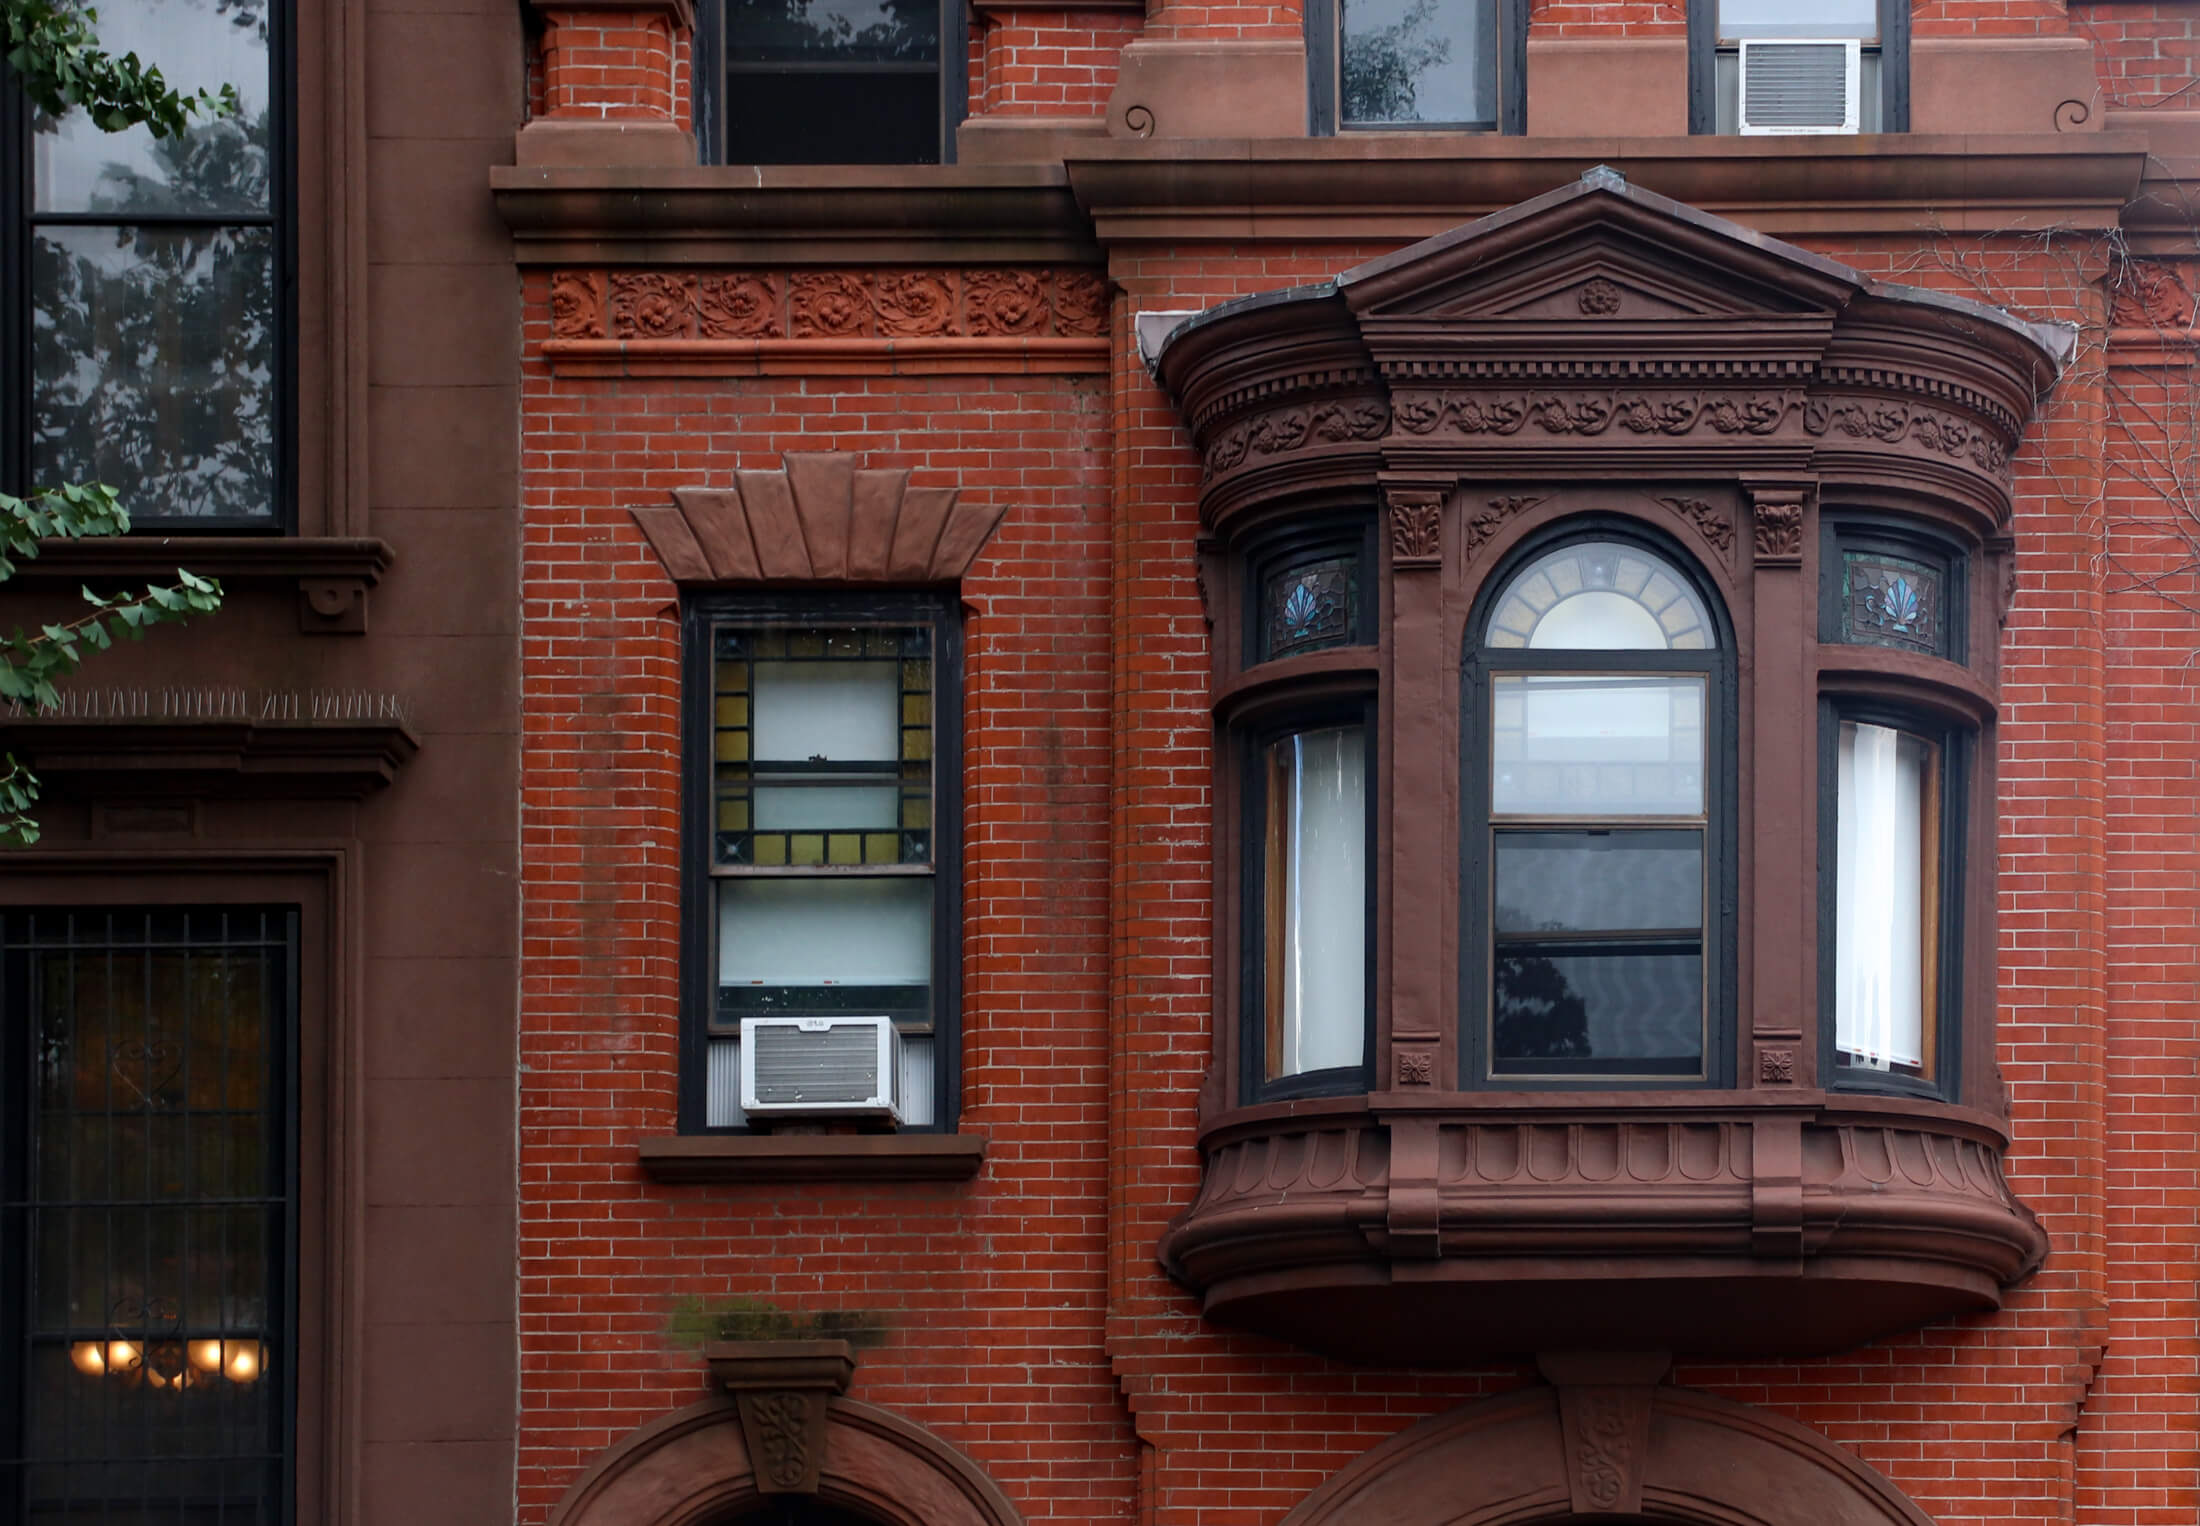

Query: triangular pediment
left=1337, top=168, right=1859, bottom=324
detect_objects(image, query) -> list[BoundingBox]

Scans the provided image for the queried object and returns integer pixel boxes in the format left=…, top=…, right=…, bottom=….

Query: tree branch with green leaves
left=0, top=486, right=223, bottom=846
left=2, top=0, right=237, bottom=135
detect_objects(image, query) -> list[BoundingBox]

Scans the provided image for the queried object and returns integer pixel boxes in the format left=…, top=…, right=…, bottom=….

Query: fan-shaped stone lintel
left=630, top=451, right=1009, bottom=587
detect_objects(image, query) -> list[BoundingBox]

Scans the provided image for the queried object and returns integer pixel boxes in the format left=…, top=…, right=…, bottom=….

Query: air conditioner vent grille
left=751, top=1022, right=882, bottom=1105
left=1739, top=40, right=1859, bottom=134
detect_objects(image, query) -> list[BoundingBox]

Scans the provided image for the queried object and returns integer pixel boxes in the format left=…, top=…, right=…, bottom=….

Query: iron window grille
left=0, top=906, right=298, bottom=1523
left=0, top=0, right=295, bottom=530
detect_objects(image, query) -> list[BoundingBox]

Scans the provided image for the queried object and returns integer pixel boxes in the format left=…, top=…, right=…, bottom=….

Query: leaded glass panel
left=1841, top=551, right=1947, bottom=658
left=1261, top=554, right=1360, bottom=662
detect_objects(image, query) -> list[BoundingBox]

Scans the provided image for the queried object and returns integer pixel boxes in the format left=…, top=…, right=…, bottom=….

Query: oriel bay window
left=685, top=594, right=960, bottom=1132
left=1464, top=533, right=1732, bottom=1085
left=0, top=907, right=295, bottom=1520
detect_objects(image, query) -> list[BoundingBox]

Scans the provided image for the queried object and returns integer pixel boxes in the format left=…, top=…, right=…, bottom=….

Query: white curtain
left=1277, top=727, right=1367, bottom=1076
left=1835, top=722, right=1928, bottom=1070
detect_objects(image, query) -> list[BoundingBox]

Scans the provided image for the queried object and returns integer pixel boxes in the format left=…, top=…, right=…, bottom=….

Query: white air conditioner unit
left=741, top=1015, right=903, bottom=1122
left=1737, top=39, right=1860, bottom=136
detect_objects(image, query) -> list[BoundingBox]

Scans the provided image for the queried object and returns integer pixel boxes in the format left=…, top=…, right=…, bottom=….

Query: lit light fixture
left=70, top=1330, right=263, bottom=1388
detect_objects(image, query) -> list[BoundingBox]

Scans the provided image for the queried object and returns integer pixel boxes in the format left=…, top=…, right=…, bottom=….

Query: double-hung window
left=700, top=0, right=965, bottom=164
left=1463, top=531, right=1733, bottom=1085
left=1, top=0, right=288, bottom=526
left=0, top=907, right=296, bottom=1520
left=685, top=593, right=961, bottom=1132
left=1306, top=0, right=1526, bottom=135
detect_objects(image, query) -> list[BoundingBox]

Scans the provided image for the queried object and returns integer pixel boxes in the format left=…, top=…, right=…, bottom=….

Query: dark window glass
left=1261, top=553, right=1359, bottom=662
left=1, top=907, right=294, bottom=1523
left=720, top=0, right=949, bottom=164
left=7, top=0, right=284, bottom=525
left=1340, top=0, right=1496, bottom=127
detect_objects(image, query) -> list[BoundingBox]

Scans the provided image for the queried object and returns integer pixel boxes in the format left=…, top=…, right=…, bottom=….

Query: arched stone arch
left=551, top=1396, right=1026, bottom=1526
left=1282, top=1375, right=1935, bottom=1526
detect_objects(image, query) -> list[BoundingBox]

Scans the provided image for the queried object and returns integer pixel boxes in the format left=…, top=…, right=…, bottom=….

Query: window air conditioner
left=741, top=1015, right=903, bottom=1122
left=1737, top=39, right=1860, bottom=136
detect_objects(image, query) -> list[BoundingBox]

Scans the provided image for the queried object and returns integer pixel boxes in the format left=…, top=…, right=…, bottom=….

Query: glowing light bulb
left=105, top=1340, right=140, bottom=1375
left=188, top=1339, right=226, bottom=1374
left=69, top=1341, right=106, bottom=1377
left=224, top=1341, right=261, bottom=1383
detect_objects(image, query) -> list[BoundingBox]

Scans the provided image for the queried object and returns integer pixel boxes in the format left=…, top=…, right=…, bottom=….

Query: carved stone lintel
left=1659, top=496, right=1733, bottom=561
left=1749, top=490, right=1807, bottom=566
left=707, top=1340, right=858, bottom=1496
left=1386, top=489, right=1445, bottom=567
left=1539, top=1353, right=1666, bottom=1516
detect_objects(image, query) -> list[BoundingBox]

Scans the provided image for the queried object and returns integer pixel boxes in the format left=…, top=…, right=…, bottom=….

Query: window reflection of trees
left=30, top=111, right=275, bottom=523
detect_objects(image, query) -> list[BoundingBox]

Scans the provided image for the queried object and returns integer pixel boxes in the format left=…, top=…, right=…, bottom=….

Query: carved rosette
left=608, top=272, right=695, bottom=339
left=791, top=272, right=873, bottom=338
left=964, top=270, right=1048, bottom=336
left=696, top=273, right=780, bottom=338
left=2110, top=259, right=2194, bottom=330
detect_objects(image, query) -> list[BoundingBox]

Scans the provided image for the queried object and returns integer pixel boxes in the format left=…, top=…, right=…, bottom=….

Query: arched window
left=1462, top=530, right=1734, bottom=1086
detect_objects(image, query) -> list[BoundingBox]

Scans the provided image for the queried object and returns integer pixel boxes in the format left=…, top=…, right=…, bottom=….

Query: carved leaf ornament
left=547, top=268, right=1108, bottom=342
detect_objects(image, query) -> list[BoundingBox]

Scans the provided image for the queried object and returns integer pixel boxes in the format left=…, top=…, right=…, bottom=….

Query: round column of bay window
left=1469, top=536, right=1729, bottom=1084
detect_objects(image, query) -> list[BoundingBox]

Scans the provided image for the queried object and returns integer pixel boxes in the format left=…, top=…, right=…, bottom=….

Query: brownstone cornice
left=491, top=164, right=1101, bottom=266
left=1067, top=133, right=2149, bottom=243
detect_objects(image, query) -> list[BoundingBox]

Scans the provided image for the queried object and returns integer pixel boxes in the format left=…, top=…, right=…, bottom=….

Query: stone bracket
left=707, top=1340, right=859, bottom=1495
left=1538, top=1352, right=1669, bottom=1516
left=298, top=577, right=368, bottom=634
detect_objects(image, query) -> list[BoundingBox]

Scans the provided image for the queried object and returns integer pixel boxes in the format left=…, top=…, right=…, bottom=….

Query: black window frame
left=1816, top=699, right=1967, bottom=1104
left=0, top=904, right=300, bottom=1522
left=1818, top=513, right=1968, bottom=666
left=679, top=588, right=965, bottom=1134
left=1688, top=0, right=1909, bottom=136
left=696, top=0, right=968, bottom=166
left=1307, top=0, right=1528, bottom=136
left=1458, top=518, right=1739, bottom=1090
left=0, top=0, right=297, bottom=533
left=1238, top=699, right=1378, bottom=1105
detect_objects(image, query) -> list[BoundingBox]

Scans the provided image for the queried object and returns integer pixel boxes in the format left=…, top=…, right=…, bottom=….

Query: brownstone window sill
left=637, top=1133, right=987, bottom=1183
left=10, top=536, right=392, bottom=586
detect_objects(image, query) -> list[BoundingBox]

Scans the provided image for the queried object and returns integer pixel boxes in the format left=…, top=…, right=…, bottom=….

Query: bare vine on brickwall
left=1887, top=207, right=2200, bottom=630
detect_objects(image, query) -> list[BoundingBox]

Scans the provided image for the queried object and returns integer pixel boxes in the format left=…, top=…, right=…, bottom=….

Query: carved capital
left=1749, top=490, right=1807, bottom=566
left=1386, top=489, right=1445, bottom=568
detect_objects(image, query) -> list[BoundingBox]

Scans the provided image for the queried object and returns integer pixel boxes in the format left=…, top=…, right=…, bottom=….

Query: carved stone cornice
left=1153, top=171, right=2065, bottom=540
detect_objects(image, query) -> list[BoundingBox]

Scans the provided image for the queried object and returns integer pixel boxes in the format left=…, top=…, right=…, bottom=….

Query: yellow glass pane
left=903, top=730, right=933, bottom=762
left=716, top=696, right=748, bottom=726
left=790, top=834, right=825, bottom=865
left=715, top=732, right=749, bottom=763
left=902, top=694, right=931, bottom=727
left=902, top=659, right=931, bottom=691
left=865, top=833, right=900, bottom=863
left=828, top=834, right=861, bottom=865
left=717, top=800, right=751, bottom=831
left=753, top=835, right=788, bottom=866
left=901, top=797, right=931, bottom=829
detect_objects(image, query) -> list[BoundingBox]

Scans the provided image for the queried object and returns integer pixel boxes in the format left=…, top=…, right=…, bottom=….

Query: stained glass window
left=707, top=621, right=942, bottom=1128
left=1261, top=554, right=1361, bottom=662
left=1840, top=551, right=1947, bottom=659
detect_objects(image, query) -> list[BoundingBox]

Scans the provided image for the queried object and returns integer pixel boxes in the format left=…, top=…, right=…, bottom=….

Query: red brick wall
left=977, top=10, right=1143, bottom=114
left=516, top=273, right=1128, bottom=1522
left=2072, top=2, right=2199, bottom=104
